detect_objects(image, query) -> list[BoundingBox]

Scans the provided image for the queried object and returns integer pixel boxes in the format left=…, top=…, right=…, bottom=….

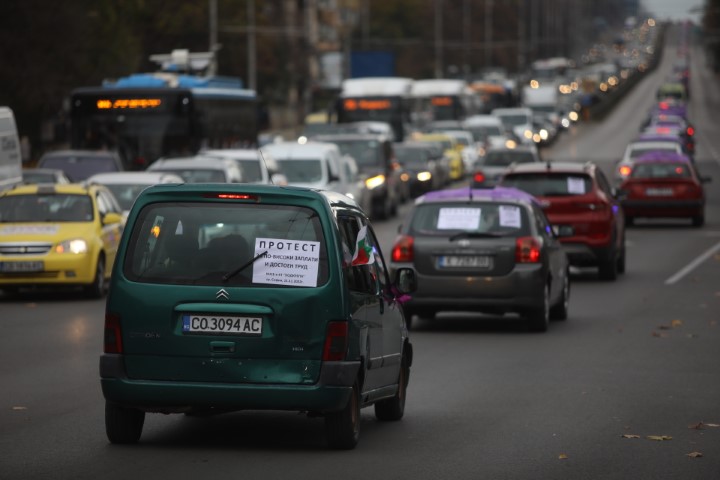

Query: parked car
left=619, top=151, right=710, bottom=227
left=100, top=183, right=416, bottom=449
left=147, top=156, right=242, bottom=183
left=36, top=150, right=124, bottom=182
left=22, top=168, right=71, bottom=185
left=263, top=141, right=370, bottom=213
left=390, top=186, right=570, bottom=332
left=202, top=148, right=288, bottom=185
left=314, top=133, right=402, bottom=219
left=86, top=171, right=184, bottom=216
left=499, top=161, right=626, bottom=280
left=472, top=144, right=542, bottom=188
left=0, top=183, right=124, bottom=297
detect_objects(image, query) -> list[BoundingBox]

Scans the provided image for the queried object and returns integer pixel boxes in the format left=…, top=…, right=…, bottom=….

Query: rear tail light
left=104, top=313, right=123, bottom=354
left=473, top=171, right=486, bottom=184
left=203, top=193, right=258, bottom=201
left=323, top=321, right=349, bottom=361
left=392, top=235, right=414, bottom=262
left=515, top=236, right=542, bottom=263
left=687, top=126, right=695, bottom=136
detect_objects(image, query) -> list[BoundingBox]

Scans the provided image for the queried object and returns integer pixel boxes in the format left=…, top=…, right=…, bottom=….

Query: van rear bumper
left=100, top=354, right=360, bottom=413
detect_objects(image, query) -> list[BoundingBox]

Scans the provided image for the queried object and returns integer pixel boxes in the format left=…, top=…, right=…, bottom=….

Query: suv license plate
left=0, top=261, right=44, bottom=273
left=439, top=256, right=491, bottom=268
left=646, top=188, right=673, bottom=196
left=182, top=314, right=262, bottom=335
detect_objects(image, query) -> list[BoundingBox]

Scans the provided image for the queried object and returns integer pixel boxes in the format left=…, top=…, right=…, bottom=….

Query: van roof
left=263, top=142, right=340, bottom=158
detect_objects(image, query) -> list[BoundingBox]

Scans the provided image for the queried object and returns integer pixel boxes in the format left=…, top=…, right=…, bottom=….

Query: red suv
left=499, top=162, right=626, bottom=280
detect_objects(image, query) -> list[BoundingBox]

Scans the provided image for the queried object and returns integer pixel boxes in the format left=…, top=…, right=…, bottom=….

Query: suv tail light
left=323, top=321, right=349, bottom=361
left=104, top=313, right=123, bottom=354
left=687, top=126, right=694, bottom=137
left=516, top=236, right=542, bottom=263
left=392, top=235, right=414, bottom=262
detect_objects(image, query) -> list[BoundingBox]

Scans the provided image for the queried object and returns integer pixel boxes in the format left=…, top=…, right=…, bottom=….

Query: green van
left=100, top=183, right=416, bottom=449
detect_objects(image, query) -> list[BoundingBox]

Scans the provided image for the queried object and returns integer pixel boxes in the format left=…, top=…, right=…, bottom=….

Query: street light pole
left=435, top=0, right=443, bottom=78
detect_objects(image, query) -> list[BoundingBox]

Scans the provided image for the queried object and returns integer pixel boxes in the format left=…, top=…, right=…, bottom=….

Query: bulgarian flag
left=351, top=225, right=375, bottom=266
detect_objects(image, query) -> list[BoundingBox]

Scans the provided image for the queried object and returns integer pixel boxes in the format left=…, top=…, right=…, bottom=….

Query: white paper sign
left=499, top=205, right=522, bottom=228
left=437, top=208, right=481, bottom=230
left=252, top=237, right=320, bottom=287
left=567, top=177, right=586, bottom=194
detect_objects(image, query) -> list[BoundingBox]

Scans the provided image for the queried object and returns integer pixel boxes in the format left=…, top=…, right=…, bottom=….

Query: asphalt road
left=2, top=28, right=719, bottom=480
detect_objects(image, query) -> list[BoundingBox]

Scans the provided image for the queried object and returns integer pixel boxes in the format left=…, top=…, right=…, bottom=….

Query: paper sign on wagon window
left=252, top=238, right=320, bottom=287
left=437, top=208, right=481, bottom=230
left=567, top=177, right=586, bottom=194
left=499, top=205, right=522, bottom=228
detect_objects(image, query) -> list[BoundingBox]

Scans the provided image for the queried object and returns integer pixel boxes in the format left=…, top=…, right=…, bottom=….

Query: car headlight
left=55, top=239, right=88, bottom=254
left=417, top=171, right=432, bottom=182
left=524, top=129, right=533, bottom=139
left=365, top=174, right=386, bottom=190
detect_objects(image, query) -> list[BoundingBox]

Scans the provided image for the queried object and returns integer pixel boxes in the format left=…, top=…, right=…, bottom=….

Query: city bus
left=336, top=77, right=427, bottom=142
left=70, top=72, right=259, bottom=169
left=410, top=79, right=480, bottom=123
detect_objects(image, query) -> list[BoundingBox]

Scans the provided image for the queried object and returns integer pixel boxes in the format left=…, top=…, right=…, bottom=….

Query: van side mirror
left=393, top=268, right=417, bottom=294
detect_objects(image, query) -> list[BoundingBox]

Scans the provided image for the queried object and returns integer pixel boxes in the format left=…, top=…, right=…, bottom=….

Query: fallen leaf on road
left=658, top=325, right=672, bottom=330
left=646, top=435, right=672, bottom=441
left=686, top=452, right=703, bottom=458
left=688, top=422, right=705, bottom=429
left=558, top=454, right=568, bottom=460
left=12, top=406, right=27, bottom=410
left=704, top=423, right=720, bottom=428
left=652, top=331, right=669, bottom=338
left=621, top=434, right=641, bottom=439
left=671, top=319, right=683, bottom=328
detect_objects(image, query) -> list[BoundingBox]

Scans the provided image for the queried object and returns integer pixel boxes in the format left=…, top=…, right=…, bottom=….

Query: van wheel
left=325, top=381, right=360, bottom=450
left=375, top=354, right=409, bottom=421
left=85, top=256, right=105, bottom=298
left=105, top=402, right=145, bottom=444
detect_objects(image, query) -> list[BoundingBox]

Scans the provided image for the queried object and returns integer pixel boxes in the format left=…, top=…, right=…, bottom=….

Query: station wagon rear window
left=409, top=202, right=530, bottom=237
left=124, top=203, right=328, bottom=287
left=631, top=163, right=690, bottom=179
left=502, top=173, right=593, bottom=197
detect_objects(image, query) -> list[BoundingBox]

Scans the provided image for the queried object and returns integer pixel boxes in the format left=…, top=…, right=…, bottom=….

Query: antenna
left=258, top=149, right=274, bottom=185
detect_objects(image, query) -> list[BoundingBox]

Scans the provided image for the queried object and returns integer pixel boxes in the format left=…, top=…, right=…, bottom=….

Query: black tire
left=625, top=216, right=634, bottom=227
left=692, top=215, right=704, bottom=227
left=85, top=256, right=105, bottom=298
left=375, top=354, right=409, bottom=421
left=598, top=254, right=618, bottom=281
left=617, top=243, right=626, bottom=275
left=105, top=402, right=145, bottom=444
left=527, top=284, right=550, bottom=332
left=325, top=381, right=361, bottom=450
left=549, top=272, right=570, bottom=321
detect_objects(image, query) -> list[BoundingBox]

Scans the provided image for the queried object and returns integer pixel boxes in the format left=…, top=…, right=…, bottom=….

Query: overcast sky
left=642, top=0, right=704, bottom=23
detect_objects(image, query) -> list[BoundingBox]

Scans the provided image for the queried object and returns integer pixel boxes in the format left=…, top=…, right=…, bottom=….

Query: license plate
left=646, top=188, right=674, bottom=196
left=438, top=256, right=491, bottom=268
left=0, top=261, right=44, bottom=273
left=182, top=314, right=262, bottom=335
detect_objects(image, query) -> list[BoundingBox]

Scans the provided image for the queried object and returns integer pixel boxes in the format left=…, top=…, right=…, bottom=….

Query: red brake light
left=392, top=235, right=414, bottom=262
left=473, top=171, right=486, bottom=184
left=206, top=193, right=258, bottom=200
left=516, top=236, right=542, bottom=263
left=323, top=321, right=349, bottom=361
left=686, top=126, right=694, bottom=136
left=104, top=313, right=123, bottom=354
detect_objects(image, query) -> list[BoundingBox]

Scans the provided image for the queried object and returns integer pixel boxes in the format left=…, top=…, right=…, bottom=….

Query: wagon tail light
left=323, top=321, right=349, bottom=361
left=516, top=236, right=542, bottom=263
left=392, top=235, right=414, bottom=262
left=686, top=126, right=694, bottom=137
left=473, top=171, right=486, bottom=184
left=104, top=313, right=123, bottom=354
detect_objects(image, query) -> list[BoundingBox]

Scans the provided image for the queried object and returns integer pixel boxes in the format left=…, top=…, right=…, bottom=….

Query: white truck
left=0, top=107, right=22, bottom=192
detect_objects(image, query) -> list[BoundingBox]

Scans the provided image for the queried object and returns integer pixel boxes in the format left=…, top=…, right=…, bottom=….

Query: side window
left=95, top=192, right=109, bottom=216
left=337, top=214, right=374, bottom=294
left=595, top=169, right=613, bottom=197
left=100, top=190, right=121, bottom=214
left=533, top=205, right=554, bottom=240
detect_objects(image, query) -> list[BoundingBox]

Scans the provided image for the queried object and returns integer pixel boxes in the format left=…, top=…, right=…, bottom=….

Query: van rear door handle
left=210, top=341, right=235, bottom=353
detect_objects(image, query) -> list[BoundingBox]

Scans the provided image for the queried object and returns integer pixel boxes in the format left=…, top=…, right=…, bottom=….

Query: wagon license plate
left=182, top=314, right=262, bottom=335
left=646, top=188, right=674, bottom=197
left=438, top=255, right=491, bottom=268
left=0, top=261, right=44, bottom=273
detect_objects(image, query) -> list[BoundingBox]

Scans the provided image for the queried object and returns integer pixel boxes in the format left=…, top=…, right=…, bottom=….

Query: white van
left=0, top=107, right=22, bottom=191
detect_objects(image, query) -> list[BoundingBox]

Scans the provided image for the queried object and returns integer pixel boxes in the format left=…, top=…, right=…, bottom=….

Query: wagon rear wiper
left=222, top=250, right=268, bottom=282
left=448, top=231, right=502, bottom=242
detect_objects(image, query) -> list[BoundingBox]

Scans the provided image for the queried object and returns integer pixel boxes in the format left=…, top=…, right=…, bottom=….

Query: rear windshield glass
left=629, top=145, right=679, bottom=158
left=156, top=168, right=227, bottom=183
left=329, top=140, right=381, bottom=168
left=104, top=184, right=148, bottom=211
left=40, top=156, right=119, bottom=181
left=276, top=159, right=323, bottom=183
left=236, top=159, right=263, bottom=183
left=0, top=194, right=93, bottom=222
left=484, top=151, right=536, bottom=167
left=502, top=173, right=593, bottom=197
left=409, top=202, right=530, bottom=237
left=631, top=163, right=690, bottom=178
left=394, top=148, right=428, bottom=167
left=124, top=203, right=328, bottom=287
left=467, top=125, right=503, bottom=141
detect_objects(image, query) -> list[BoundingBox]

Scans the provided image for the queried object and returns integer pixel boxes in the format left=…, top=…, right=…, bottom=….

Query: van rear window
left=124, top=203, right=328, bottom=287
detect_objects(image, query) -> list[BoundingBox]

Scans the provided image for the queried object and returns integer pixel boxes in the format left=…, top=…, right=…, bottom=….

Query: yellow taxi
left=0, top=183, right=124, bottom=297
left=413, top=132, right=466, bottom=181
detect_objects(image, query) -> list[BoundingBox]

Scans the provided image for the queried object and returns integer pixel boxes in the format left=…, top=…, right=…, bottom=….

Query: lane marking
left=665, top=240, right=720, bottom=285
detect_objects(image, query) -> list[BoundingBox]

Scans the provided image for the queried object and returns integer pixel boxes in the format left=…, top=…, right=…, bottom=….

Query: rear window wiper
left=449, top=231, right=502, bottom=242
left=222, top=250, right=268, bottom=282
